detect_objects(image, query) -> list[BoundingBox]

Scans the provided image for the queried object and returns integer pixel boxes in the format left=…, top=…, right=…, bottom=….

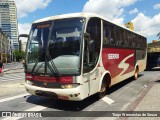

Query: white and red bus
left=24, top=13, right=147, bottom=101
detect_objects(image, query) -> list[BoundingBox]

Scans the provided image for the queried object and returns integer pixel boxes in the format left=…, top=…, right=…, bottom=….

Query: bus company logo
left=108, top=53, right=119, bottom=60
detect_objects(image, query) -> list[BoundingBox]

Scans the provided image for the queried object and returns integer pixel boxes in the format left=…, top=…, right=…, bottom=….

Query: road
left=0, top=72, right=24, bottom=82
left=0, top=69, right=160, bottom=120
left=3, top=62, right=23, bottom=70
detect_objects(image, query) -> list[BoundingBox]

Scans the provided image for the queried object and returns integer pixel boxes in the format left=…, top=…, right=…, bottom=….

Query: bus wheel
left=98, top=80, right=107, bottom=98
left=134, top=67, right=139, bottom=80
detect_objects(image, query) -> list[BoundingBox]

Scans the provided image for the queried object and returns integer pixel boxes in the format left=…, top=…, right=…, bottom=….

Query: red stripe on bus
left=26, top=74, right=73, bottom=84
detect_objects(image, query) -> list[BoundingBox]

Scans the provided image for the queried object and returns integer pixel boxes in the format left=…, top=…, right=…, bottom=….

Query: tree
left=13, top=49, right=25, bottom=62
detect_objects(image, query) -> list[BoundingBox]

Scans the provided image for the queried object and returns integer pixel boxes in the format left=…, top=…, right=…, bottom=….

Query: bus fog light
left=61, top=84, right=80, bottom=89
left=26, top=80, right=33, bottom=85
left=70, top=94, right=73, bottom=97
left=74, top=93, right=80, bottom=97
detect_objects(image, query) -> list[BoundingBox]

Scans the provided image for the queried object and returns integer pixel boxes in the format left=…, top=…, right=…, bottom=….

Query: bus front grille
left=32, top=81, right=62, bottom=89
left=35, top=90, right=58, bottom=98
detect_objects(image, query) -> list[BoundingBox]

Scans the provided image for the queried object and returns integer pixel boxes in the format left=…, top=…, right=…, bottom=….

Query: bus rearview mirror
left=18, top=34, right=29, bottom=41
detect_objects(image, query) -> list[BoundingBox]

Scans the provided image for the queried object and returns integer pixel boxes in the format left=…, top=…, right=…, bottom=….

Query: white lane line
left=2, top=76, right=24, bottom=78
left=1, top=78, right=24, bottom=82
left=1, top=74, right=24, bottom=77
left=2, top=105, right=47, bottom=120
left=101, top=96, right=115, bottom=105
left=0, top=93, right=29, bottom=103
left=1, top=93, right=47, bottom=120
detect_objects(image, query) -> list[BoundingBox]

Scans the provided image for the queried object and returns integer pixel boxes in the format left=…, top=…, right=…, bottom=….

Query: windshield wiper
left=31, top=51, right=57, bottom=76
left=31, top=47, right=60, bottom=76
left=31, top=51, right=45, bottom=74
left=34, top=62, right=45, bottom=74
left=46, top=52, right=60, bottom=77
left=44, top=21, right=60, bottom=77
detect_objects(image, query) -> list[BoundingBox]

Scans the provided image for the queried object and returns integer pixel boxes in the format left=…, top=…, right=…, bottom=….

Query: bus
left=24, top=13, right=147, bottom=101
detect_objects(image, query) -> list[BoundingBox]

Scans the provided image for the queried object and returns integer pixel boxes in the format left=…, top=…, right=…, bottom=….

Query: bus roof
left=33, top=12, right=146, bottom=38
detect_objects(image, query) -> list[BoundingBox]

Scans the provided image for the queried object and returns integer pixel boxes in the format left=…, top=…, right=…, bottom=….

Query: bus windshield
left=26, top=18, right=85, bottom=76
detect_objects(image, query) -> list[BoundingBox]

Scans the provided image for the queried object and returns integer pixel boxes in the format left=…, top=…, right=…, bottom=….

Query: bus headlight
left=26, top=80, right=33, bottom=85
left=61, top=84, right=80, bottom=89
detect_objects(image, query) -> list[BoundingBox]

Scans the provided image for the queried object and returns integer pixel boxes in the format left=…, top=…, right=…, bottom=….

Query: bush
left=14, top=49, right=25, bottom=62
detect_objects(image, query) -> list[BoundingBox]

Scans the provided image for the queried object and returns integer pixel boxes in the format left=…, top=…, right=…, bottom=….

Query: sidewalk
left=121, top=74, right=160, bottom=120
left=126, top=81, right=160, bottom=111
left=133, top=83, right=160, bottom=111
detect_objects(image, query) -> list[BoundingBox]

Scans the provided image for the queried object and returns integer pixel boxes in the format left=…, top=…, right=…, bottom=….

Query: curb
left=4, top=71, right=24, bottom=74
left=4, top=62, right=19, bottom=65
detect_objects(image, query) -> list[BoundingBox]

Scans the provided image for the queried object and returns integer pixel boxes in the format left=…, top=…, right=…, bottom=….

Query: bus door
left=83, top=18, right=101, bottom=95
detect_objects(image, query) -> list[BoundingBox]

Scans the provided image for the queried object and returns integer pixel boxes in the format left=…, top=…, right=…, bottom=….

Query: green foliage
left=14, top=49, right=25, bottom=61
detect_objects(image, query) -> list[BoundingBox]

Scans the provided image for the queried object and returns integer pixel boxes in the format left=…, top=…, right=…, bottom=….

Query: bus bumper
left=24, top=83, right=84, bottom=101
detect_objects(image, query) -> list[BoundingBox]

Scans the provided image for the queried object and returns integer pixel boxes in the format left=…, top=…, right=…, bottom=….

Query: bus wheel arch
left=98, top=72, right=111, bottom=98
left=134, top=65, right=139, bottom=80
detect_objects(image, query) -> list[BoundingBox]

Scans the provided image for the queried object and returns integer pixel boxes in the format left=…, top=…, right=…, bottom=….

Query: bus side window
left=103, top=21, right=110, bottom=46
left=109, top=25, right=116, bottom=46
left=119, top=29, right=124, bottom=47
left=103, top=30, right=109, bottom=45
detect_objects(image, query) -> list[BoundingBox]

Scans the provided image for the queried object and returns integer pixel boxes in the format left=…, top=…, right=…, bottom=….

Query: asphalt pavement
left=3, top=62, right=24, bottom=73
left=124, top=79, right=160, bottom=120
left=117, top=70, right=160, bottom=120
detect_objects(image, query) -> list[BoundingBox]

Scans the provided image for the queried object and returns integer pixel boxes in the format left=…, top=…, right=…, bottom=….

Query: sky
left=14, top=0, right=160, bottom=43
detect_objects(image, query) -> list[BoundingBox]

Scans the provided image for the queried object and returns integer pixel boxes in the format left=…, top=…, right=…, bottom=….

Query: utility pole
left=19, top=39, right=22, bottom=52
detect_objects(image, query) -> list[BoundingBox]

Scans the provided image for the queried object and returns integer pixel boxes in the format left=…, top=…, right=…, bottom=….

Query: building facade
left=22, top=41, right=27, bottom=52
left=0, top=0, right=18, bottom=50
left=0, top=28, right=10, bottom=62
left=148, top=40, right=160, bottom=53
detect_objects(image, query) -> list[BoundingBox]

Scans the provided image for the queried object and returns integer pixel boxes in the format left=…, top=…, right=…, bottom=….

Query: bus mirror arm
left=18, top=34, right=29, bottom=41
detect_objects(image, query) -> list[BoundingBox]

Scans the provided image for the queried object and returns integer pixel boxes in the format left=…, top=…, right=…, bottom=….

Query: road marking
left=1, top=78, right=24, bottom=82
left=1, top=94, right=47, bottom=120
left=102, top=96, right=115, bottom=105
left=0, top=73, right=25, bottom=82
left=0, top=93, right=29, bottom=103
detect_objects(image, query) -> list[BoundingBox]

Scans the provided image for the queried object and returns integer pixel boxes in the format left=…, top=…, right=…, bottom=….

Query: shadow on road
left=26, top=93, right=100, bottom=111
left=145, top=67, right=160, bottom=71
left=107, top=74, right=143, bottom=95
left=155, top=80, right=160, bottom=83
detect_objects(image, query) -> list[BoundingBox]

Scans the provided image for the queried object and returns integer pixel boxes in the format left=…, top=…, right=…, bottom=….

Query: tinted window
left=83, top=18, right=101, bottom=73
left=102, top=20, right=146, bottom=50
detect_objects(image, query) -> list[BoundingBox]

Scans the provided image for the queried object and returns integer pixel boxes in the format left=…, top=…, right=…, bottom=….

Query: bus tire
left=134, top=67, right=139, bottom=80
left=98, top=80, right=107, bottom=98
left=97, top=74, right=111, bottom=99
